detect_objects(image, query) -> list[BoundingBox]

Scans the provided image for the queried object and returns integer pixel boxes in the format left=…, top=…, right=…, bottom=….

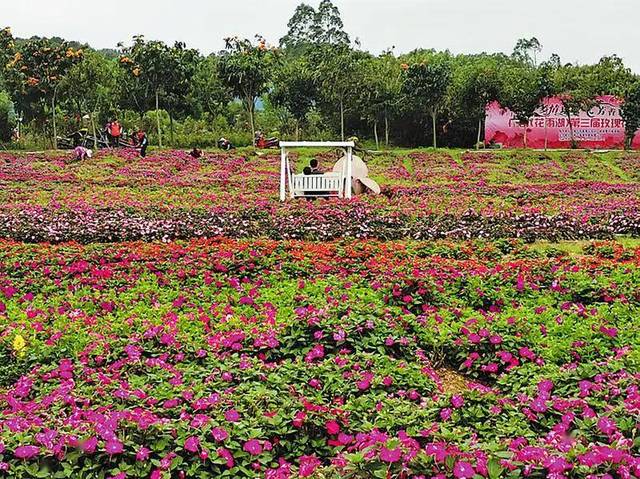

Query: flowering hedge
left=1, top=238, right=639, bottom=478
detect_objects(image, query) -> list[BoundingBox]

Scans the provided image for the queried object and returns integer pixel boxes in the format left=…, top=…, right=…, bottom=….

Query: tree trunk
left=373, top=120, right=379, bottom=150
left=431, top=110, right=437, bottom=149
left=52, top=93, right=58, bottom=150
left=247, top=97, right=256, bottom=144
left=295, top=120, right=300, bottom=141
left=340, top=99, right=345, bottom=141
left=90, top=110, right=98, bottom=150
left=384, top=109, right=389, bottom=147
left=476, top=116, right=482, bottom=150
left=169, top=113, right=174, bottom=147
left=155, top=89, right=162, bottom=148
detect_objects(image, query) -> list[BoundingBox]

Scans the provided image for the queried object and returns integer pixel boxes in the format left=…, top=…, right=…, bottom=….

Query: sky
left=3, top=0, right=639, bottom=72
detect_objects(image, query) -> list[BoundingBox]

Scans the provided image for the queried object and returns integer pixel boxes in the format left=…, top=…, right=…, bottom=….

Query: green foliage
left=0, top=89, right=15, bottom=141
left=218, top=36, right=279, bottom=139
left=280, top=0, right=350, bottom=51
left=621, top=80, right=640, bottom=149
left=118, top=36, right=200, bottom=145
left=270, top=56, right=317, bottom=139
left=402, top=58, right=452, bottom=148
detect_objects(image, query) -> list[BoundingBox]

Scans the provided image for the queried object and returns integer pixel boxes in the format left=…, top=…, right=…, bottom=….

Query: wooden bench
left=291, top=173, right=343, bottom=198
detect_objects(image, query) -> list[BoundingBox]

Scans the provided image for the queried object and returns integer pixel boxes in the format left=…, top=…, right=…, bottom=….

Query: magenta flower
left=211, top=427, right=228, bottom=442
left=225, top=409, right=240, bottom=422
left=243, top=439, right=263, bottom=456
left=298, top=455, right=321, bottom=477
left=184, top=436, right=200, bottom=453
left=380, top=446, right=402, bottom=463
left=325, top=420, right=340, bottom=435
left=453, top=461, right=475, bottom=479
left=80, top=436, right=98, bottom=454
left=136, top=446, right=151, bottom=461
left=217, top=447, right=234, bottom=468
left=597, top=416, right=617, bottom=435
left=451, top=395, right=464, bottom=408
left=105, top=439, right=124, bottom=455
left=440, top=408, right=452, bottom=421
left=14, top=445, right=39, bottom=460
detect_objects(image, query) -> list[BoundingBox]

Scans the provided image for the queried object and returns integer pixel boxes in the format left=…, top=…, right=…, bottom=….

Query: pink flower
left=80, top=436, right=98, bottom=454
left=109, top=473, right=126, bottom=479
left=136, top=446, right=151, bottom=461
left=325, top=420, right=340, bottom=435
left=380, top=446, right=402, bottom=463
left=217, top=447, right=234, bottom=468
left=453, top=461, right=475, bottom=479
left=211, top=427, right=228, bottom=442
left=184, top=436, right=200, bottom=453
left=225, top=409, right=240, bottom=422
left=597, top=416, right=617, bottom=435
left=440, top=408, right=452, bottom=421
left=298, top=455, right=321, bottom=477
left=14, top=445, right=39, bottom=460
left=105, top=439, right=124, bottom=455
left=451, top=395, right=464, bottom=408
left=243, top=439, right=263, bottom=456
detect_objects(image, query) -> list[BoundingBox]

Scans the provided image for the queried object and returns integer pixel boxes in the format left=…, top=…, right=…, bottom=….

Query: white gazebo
left=279, top=141, right=354, bottom=201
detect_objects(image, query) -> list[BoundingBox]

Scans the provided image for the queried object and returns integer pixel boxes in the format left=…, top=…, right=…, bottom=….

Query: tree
left=3, top=36, right=83, bottom=147
left=621, top=80, right=640, bottom=150
left=309, top=44, right=366, bottom=140
left=60, top=51, right=120, bottom=148
left=512, top=37, right=542, bottom=66
left=280, top=0, right=350, bottom=51
left=454, top=56, right=503, bottom=148
left=402, top=59, right=451, bottom=148
left=270, top=57, right=317, bottom=140
left=587, top=55, right=634, bottom=97
left=119, top=36, right=199, bottom=146
left=357, top=52, right=402, bottom=148
left=548, top=62, right=596, bottom=148
left=498, top=62, right=550, bottom=148
left=0, top=90, right=16, bottom=142
left=218, top=36, right=278, bottom=140
left=187, top=55, right=231, bottom=119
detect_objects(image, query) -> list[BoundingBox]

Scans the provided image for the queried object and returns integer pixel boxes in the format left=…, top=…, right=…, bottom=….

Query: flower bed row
left=0, top=238, right=639, bottom=478
left=2, top=205, right=640, bottom=244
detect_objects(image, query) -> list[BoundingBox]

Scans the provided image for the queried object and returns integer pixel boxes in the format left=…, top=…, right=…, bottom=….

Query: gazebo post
left=279, top=147, right=287, bottom=201
left=345, top=146, right=353, bottom=199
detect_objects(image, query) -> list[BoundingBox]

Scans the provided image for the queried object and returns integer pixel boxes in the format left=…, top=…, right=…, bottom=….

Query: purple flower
left=380, top=446, right=402, bottom=463
left=453, top=461, right=475, bottom=479
left=14, top=445, right=39, bottom=460
left=136, top=446, right=151, bottom=461
left=184, top=436, right=200, bottom=453
left=451, top=395, right=464, bottom=408
left=211, top=427, right=228, bottom=442
left=243, top=439, right=263, bottom=456
left=105, top=439, right=124, bottom=455
left=225, top=409, right=240, bottom=422
left=298, top=455, right=321, bottom=477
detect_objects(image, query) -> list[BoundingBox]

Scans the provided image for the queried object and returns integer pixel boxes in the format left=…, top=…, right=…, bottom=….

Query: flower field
left=2, top=149, right=640, bottom=243
left=0, top=238, right=639, bottom=478
left=1, top=149, right=640, bottom=478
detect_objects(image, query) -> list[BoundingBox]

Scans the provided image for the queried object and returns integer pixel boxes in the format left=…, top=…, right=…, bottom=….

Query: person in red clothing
left=107, top=118, right=122, bottom=147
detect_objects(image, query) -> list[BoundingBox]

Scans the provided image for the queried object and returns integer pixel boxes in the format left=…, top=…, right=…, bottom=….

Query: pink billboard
left=485, top=96, right=640, bottom=149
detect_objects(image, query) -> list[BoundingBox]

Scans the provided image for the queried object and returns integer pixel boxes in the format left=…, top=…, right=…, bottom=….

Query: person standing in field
left=138, top=130, right=149, bottom=157
left=107, top=118, right=122, bottom=147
